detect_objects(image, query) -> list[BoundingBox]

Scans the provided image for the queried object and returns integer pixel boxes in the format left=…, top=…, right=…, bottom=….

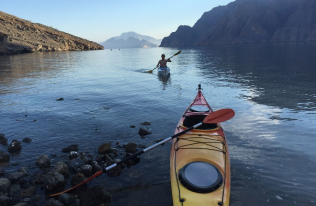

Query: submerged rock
left=22, top=138, right=32, bottom=143
left=0, top=195, right=10, bottom=206
left=0, top=151, right=10, bottom=163
left=80, top=185, right=111, bottom=206
left=20, top=187, right=35, bottom=198
left=36, top=155, right=51, bottom=168
left=8, top=140, right=22, bottom=153
left=124, top=142, right=137, bottom=153
left=138, top=127, right=152, bottom=136
left=98, top=143, right=111, bottom=154
left=140, top=122, right=151, bottom=125
left=0, top=134, right=8, bottom=145
left=78, top=164, right=92, bottom=177
left=62, top=144, right=78, bottom=153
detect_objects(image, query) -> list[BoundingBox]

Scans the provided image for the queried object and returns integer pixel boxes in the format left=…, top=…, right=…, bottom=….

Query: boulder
left=8, top=140, right=22, bottom=153
left=80, top=185, right=111, bottom=206
left=71, top=173, right=85, bottom=187
left=43, top=198, right=64, bottom=206
left=0, top=178, right=11, bottom=193
left=43, top=172, right=65, bottom=191
left=124, top=142, right=137, bottom=153
left=53, top=162, right=69, bottom=177
left=138, top=127, right=152, bottom=136
left=97, top=143, right=111, bottom=154
left=78, top=164, right=92, bottom=177
left=62, top=144, right=78, bottom=153
left=0, top=151, right=10, bottom=163
left=36, top=155, right=51, bottom=168
left=0, top=134, right=8, bottom=145
left=22, top=138, right=32, bottom=143
left=20, top=187, right=35, bottom=198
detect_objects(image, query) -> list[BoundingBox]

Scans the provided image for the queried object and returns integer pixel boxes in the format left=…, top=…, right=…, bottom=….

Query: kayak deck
left=170, top=85, right=231, bottom=206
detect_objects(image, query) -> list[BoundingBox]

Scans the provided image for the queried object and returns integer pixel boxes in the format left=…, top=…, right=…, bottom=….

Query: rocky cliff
left=0, top=11, right=103, bottom=55
left=160, top=0, right=316, bottom=47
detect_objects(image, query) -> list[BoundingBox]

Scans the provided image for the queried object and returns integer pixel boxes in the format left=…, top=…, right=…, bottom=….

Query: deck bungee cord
left=173, top=134, right=228, bottom=206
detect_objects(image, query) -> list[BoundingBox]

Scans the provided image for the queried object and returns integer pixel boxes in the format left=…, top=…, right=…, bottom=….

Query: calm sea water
left=0, top=43, right=316, bottom=206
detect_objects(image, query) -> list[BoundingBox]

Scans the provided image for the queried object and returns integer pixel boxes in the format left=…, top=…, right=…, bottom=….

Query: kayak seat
left=184, top=115, right=217, bottom=130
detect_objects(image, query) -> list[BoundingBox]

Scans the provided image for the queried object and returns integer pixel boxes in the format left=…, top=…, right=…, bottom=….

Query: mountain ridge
left=160, top=0, right=316, bottom=47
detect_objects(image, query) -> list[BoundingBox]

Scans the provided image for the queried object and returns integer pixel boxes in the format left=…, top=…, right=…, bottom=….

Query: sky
left=1, top=0, right=233, bottom=43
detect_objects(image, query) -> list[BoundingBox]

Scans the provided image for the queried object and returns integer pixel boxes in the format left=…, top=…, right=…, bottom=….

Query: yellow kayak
left=170, top=85, right=231, bottom=206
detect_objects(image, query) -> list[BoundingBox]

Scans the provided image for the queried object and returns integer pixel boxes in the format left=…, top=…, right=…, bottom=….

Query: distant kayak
left=158, top=67, right=170, bottom=76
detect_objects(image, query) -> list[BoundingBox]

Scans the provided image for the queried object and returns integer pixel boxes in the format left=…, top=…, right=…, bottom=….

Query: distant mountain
left=0, top=11, right=103, bottom=55
left=100, top=32, right=161, bottom=49
left=161, top=0, right=316, bottom=47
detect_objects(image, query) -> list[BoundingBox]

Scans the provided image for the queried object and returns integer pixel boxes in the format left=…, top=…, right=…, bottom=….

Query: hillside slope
left=0, top=11, right=103, bottom=55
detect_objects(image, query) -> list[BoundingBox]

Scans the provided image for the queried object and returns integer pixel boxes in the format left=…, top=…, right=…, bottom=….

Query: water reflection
left=157, top=73, right=171, bottom=90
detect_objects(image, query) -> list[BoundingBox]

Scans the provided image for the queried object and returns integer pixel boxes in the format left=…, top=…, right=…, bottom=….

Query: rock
left=58, top=193, right=75, bottom=206
left=0, top=134, right=8, bottom=145
left=80, top=185, right=111, bottom=206
left=0, top=178, right=11, bottom=193
left=91, top=161, right=103, bottom=173
left=18, top=167, right=28, bottom=175
left=8, top=172, right=26, bottom=183
left=43, top=198, right=64, bottom=206
left=138, top=127, right=152, bottom=136
left=124, top=142, right=137, bottom=153
left=78, top=164, right=92, bottom=177
left=106, top=165, right=121, bottom=177
left=36, top=155, right=51, bottom=168
left=130, top=125, right=136, bottom=128
left=43, top=172, right=65, bottom=191
left=9, top=184, right=21, bottom=196
left=62, top=144, right=78, bottom=153
left=8, top=140, right=22, bottom=153
left=140, top=122, right=151, bottom=125
left=0, top=169, right=4, bottom=176
left=20, top=187, right=35, bottom=198
left=0, top=195, right=10, bottom=206
left=114, top=159, right=125, bottom=170
left=98, top=143, right=111, bottom=154
left=22, top=138, right=32, bottom=143
left=69, top=151, right=78, bottom=159
left=108, top=148, right=119, bottom=156
left=33, top=174, right=45, bottom=185
left=53, top=162, right=69, bottom=177
left=71, top=173, right=85, bottom=187
left=13, top=202, right=28, bottom=206
left=124, top=153, right=140, bottom=168
left=95, top=154, right=104, bottom=163
left=0, top=151, right=10, bottom=163
left=56, top=98, right=64, bottom=101
left=80, top=154, right=93, bottom=165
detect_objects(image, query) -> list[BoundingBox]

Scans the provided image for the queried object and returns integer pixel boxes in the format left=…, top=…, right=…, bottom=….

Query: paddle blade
left=174, top=50, right=181, bottom=56
left=203, top=109, right=235, bottom=124
left=147, top=70, right=153, bottom=73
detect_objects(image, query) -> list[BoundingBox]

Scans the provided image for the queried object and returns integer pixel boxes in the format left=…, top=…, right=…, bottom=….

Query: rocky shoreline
left=0, top=125, right=153, bottom=206
left=0, top=11, right=103, bottom=56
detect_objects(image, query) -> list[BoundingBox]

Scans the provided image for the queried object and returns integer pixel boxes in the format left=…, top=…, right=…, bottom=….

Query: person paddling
left=157, top=54, right=171, bottom=68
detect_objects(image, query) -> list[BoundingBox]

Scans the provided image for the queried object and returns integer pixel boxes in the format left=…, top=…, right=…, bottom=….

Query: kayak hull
left=158, top=67, right=170, bottom=76
left=170, top=88, right=231, bottom=206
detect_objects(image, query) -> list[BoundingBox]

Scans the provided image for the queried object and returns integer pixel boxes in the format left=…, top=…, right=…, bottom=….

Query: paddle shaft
left=104, top=122, right=202, bottom=172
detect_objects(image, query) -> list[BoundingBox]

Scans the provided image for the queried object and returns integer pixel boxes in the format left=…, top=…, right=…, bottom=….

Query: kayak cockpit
left=183, top=115, right=218, bottom=130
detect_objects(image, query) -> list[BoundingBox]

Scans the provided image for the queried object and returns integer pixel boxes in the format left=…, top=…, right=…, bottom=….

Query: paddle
left=50, top=108, right=235, bottom=197
left=147, top=50, right=182, bottom=73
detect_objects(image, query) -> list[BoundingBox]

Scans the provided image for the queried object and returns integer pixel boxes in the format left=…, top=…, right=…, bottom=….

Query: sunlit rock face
left=0, top=11, right=103, bottom=55
left=160, top=0, right=316, bottom=47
